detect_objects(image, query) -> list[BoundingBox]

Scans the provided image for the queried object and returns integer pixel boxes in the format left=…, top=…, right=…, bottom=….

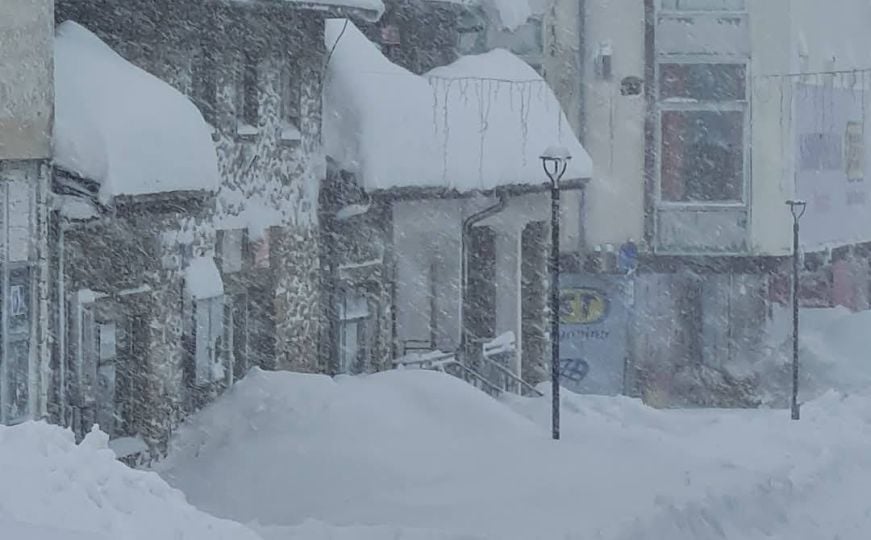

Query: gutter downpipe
left=459, top=195, right=509, bottom=358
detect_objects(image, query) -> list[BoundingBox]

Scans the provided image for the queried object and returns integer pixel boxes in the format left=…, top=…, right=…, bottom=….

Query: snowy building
left=0, top=0, right=54, bottom=425
left=38, top=0, right=382, bottom=447
left=51, top=21, right=222, bottom=444
left=322, top=20, right=592, bottom=385
left=510, top=0, right=871, bottom=405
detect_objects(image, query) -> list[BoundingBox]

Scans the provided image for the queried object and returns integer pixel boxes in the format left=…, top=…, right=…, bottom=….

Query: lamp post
left=541, top=146, right=571, bottom=440
left=786, top=199, right=807, bottom=421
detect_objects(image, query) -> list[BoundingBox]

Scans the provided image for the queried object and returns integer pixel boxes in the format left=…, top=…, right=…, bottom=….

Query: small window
left=661, top=110, right=744, bottom=202
left=489, top=17, right=544, bottom=58
left=192, top=46, right=218, bottom=126
left=239, top=52, right=259, bottom=129
left=281, top=62, right=302, bottom=142
left=660, top=63, right=746, bottom=102
left=661, top=0, right=744, bottom=10
left=337, top=291, right=372, bottom=374
left=194, top=296, right=226, bottom=386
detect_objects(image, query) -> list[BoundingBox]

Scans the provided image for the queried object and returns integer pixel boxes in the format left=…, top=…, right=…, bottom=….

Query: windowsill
left=279, top=121, right=302, bottom=146
left=656, top=201, right=748, bottom=210
left=236, top=123, right=259, bottom=141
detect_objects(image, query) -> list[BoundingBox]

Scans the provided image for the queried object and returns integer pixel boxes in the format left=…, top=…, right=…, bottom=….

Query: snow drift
left=53, top=21, right=219, bottom=203
left=0, top=421, right=260, bottom=540
left=156, top=367, right=871, bottom=539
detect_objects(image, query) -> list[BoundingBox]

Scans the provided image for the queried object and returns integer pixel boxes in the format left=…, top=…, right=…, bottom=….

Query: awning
left=53, top=21, right=220, bottom=204
left=323, top=20, right=592, bottom=194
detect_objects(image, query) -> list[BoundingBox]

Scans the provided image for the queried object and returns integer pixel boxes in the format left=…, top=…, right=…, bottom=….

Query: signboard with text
left=558, top=274, right=629, bottom=396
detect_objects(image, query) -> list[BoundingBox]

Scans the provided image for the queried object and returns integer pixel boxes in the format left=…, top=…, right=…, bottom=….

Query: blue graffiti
left=560, top=358, right=590, bottom=383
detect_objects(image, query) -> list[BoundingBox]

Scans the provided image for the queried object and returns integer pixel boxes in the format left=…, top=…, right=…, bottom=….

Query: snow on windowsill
left=184, top=256, right=225, bottom=300
left=279, top=122, right=302, bottom=144
left=236, top=123, right=259, bottom=139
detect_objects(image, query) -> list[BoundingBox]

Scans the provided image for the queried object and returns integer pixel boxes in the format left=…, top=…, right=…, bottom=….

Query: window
left=192, top=46, right=217, bottom=126
left=660, top=63, right=745, bottom=101
left=238, top=52, right=259, bottom=130
left=661, top=110, right=744, bottom=202
left=661, top=0, right=744, bottom=10
left=95, top=322, right=117, bottom=436
left=658, top=63, right=747, bottom=203
left=194, top=296, right=226, bottom=386
left=281, top=62, right=302, bottom=142
left=336, top=291, right=371, bottom=374
left=456, top=10, right=486, bottom=55
left=2, top=266, right=32, bottom=423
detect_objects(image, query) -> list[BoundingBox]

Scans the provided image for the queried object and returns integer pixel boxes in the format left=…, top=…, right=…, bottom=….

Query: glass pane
left=660, top=63, right=745, bottom=101
left=489, top=19, right=543, bottom=57
left=6, top=338, right=30, bottom=423
left=661, top=110, right=744, bottom=202
left=661, top=0, right=744, bottom=10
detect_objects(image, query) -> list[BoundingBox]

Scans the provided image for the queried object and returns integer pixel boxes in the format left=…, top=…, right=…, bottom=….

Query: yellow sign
left=560, top=288, right=608, bottom=325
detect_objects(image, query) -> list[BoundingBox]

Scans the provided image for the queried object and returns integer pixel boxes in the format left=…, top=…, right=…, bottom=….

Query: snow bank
left=156, top=366, right=871, bottom=539
left=0, top=422, right=260, bottom=540
left=54, top=21, right=219, bottom=203
left=324, top=20, right=590, bottom=193
left=754, top=306, right=871, bottom=404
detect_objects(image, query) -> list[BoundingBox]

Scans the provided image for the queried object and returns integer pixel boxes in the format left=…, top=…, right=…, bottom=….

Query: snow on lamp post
left=541, top=146, right=571, bottom=441
left=786, top=199, right=807, bottom=421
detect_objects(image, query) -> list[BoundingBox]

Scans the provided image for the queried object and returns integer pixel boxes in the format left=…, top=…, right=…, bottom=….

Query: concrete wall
left=579, top=0, right=646, bottom=249
left=0, top=0, right=53, bottom=159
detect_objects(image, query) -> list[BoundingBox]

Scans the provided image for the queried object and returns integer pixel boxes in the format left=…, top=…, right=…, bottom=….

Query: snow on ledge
left=185, top=256, right=224, bottom=300
left=53, top=21, right=220, bottom=204
left=323, top=20, right=592, bottom=193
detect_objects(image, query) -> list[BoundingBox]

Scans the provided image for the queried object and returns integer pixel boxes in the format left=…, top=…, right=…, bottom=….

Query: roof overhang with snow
left=323, top=20, right=592, bottom=195
left=226, top=0, right=384, bottom=22
left=53, top=21, right=220, bottom=205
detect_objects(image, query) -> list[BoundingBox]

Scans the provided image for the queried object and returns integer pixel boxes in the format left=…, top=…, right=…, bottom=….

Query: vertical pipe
left=791, top=217, right=800, bottom=420
left=58, top=224, right=65, bottom=426
left=550, top=183, right=561, bottom=440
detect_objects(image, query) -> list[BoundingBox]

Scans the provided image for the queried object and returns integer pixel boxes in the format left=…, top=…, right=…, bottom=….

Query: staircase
left=394, top=333, right=542, bottom=398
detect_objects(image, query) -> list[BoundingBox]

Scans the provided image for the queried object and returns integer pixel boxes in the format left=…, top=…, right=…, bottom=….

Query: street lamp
left=541, top=146, right=571, bottom=440
left=786, top=199, right=807, bottom=421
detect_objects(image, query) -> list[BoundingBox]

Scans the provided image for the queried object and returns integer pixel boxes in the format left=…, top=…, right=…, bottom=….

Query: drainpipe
left=578, top=0, right=587, bottom=144
left=459, top=195, right=508, bottom=356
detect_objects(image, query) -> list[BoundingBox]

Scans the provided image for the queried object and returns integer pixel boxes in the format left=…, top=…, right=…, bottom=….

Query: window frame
left=655, top=57, right=751, bottom=208
left=659, top=0, right=746, bottom=13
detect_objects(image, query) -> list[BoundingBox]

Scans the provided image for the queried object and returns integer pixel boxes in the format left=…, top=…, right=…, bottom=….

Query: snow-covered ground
left=0, top=423, right=260, bottom=540
left=153, top=303, right=871, bottom=540
left=4, top=307, right=870, bottom=540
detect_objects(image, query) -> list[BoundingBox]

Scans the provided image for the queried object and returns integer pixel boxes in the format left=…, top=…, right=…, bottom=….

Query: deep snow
left=0, top=422, right=260, bottom=540
left=155, top=357, right=871, bottom=540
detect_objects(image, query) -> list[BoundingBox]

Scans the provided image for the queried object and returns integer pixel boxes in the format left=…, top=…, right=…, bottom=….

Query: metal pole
left=550, top=181, right=560, bottom=440
left=786, top=200, right=805, bottom=421
left=791, top=215, right=800, bottom=420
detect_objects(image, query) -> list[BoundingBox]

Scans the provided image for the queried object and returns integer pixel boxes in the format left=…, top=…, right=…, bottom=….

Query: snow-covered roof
left=323, top=20, right=591, bottom=194
left=233, top=0, right=384, bottom=20
left=428, top=0, right=548, bottom=31
left=184, top=256, right=225, bottom=300
left=53, top=21, right=220, bottom=204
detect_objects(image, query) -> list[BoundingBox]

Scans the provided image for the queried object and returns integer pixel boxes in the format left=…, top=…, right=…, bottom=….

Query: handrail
left=478, top=354, right=543, bottom=397
left=443, top=360, right=505, bottom=396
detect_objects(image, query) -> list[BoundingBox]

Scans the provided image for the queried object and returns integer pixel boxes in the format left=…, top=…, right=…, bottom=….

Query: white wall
left=580, top=0, right=646, bottom=249
left=393, top=192, right=554, bottom=361
left=750, top=0, right=871, bottom=254
left=0, top=0, right=53, bottom=160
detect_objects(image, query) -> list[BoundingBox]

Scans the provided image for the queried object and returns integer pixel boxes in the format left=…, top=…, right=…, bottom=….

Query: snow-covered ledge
left=53, top=21, right=220, bottom=204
